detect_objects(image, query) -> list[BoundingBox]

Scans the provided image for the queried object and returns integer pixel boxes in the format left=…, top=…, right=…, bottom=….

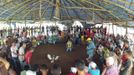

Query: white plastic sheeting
left=72, top=21, right=83, bottom=28
left=0, top=21, right=133, bottom=39
left=0, top=21, right=67, bottom=36
left=100, top=22, right=134, bottom=42
left=113, top=25, right=127, bottom=36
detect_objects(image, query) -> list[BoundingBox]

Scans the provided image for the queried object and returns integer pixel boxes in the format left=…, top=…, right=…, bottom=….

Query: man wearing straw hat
left=86, top=38, right=96, bottom=61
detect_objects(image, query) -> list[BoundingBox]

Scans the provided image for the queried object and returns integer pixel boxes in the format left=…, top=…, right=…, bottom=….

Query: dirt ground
left=31, top=43, right=88, bottom=75
left=31, top=42, right=134, bottom=75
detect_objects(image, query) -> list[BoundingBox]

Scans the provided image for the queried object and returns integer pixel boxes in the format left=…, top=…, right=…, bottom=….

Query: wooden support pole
left=39, top=0, right=42, bottom=26
left=55, top=0, right=60, bottom=19
left=25, top=18, right=26, bottom=27
left=112, top=23, right=114, bottom=36
left=126, top=21, right=128, bottom=35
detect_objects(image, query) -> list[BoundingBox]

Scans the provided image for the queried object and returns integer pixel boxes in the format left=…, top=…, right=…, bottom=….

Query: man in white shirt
left=19, top=43, right=26, bottom=69
left=10, top=42, right=18, bottom=68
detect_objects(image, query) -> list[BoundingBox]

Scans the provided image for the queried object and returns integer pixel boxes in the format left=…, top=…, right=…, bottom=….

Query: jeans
left=12, top=57, right=18, bottom=68
left=19, top=60, right=26, bottom=70
left=66, top=48, right=72, bottom=52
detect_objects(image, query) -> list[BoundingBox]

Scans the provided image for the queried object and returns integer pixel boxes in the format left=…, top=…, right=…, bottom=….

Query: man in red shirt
left=25, top=47, right=34, bottom=65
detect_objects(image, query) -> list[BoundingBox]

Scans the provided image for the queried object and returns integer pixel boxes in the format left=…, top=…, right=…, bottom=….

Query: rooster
left=47, top=54, right=59, bottom=63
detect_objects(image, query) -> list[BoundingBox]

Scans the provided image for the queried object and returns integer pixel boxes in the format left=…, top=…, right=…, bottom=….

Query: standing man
left=25, top=47, right=34, bottom=67
left=86, top=38, right=96, bottom=61
left=10, top=42, right=18, bottom=68
left=66, top=39, right=73, bottom=52
left=102, top=56, right=119, bottom=75
left=18, top=43, right=26, bottom=70
left=120, top=51, right=133, bottom=75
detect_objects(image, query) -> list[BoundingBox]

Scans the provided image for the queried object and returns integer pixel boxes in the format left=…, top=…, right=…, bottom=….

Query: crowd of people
left=0, top=26, right=134, bottom=75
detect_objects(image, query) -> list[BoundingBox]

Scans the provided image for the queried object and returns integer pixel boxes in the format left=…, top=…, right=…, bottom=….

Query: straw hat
left=87, top=38, right=91, bottom=41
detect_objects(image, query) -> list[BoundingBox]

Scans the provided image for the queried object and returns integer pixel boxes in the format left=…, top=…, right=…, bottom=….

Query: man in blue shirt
left=86, top=38, right=96, bottom=61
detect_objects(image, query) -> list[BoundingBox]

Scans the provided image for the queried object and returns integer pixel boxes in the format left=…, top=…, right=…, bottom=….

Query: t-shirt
left=103, top=48, right=110, bottom=58
left=88, top=69, right=100, bottom=75
left=19, top=47, right=25, bottom=61
left=88, top=66, right=100, bottom=75
left=26, top=70, right=36, bottom=75
left=32, top=39, right=37, bottom=46
left=10, top=46, right=18, bottom=58
left=21, top=70, right=27, bottom=75
left=87, top=41, right=96, bottom=51
left=25, top=51, right=32, bottom=64
left=121, top=55, right=128, bottom=63
left=67, top=41, right=72, bottom=48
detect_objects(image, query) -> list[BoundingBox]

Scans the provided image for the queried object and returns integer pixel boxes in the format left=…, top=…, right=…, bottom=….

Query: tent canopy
left=0, top=0, right=134, bottom=23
